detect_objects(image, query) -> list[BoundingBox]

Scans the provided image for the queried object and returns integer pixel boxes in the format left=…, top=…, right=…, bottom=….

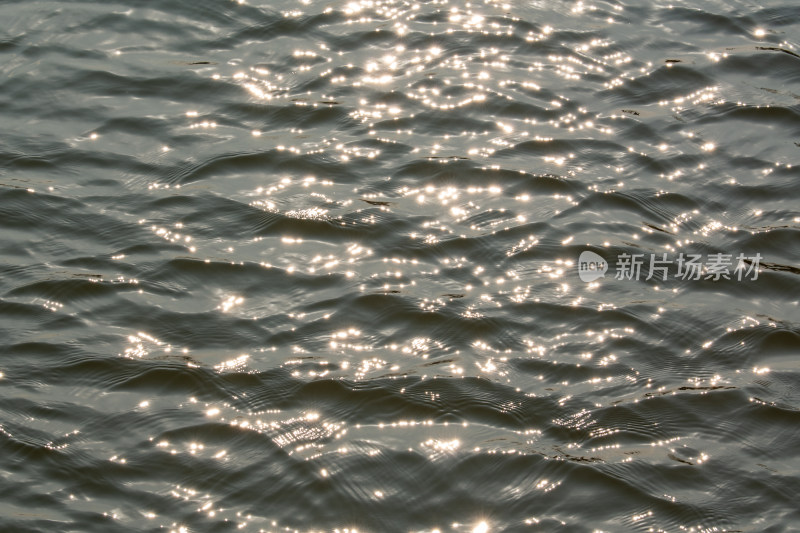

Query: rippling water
left=2, top=0, right=799, bottom=531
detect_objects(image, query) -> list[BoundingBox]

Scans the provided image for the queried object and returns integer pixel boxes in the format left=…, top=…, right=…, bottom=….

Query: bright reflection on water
left=0, top=0, right=798, bottom=531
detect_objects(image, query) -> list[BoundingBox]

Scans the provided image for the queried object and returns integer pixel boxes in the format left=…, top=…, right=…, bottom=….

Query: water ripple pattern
left=1, top=0, right=799, bottom=531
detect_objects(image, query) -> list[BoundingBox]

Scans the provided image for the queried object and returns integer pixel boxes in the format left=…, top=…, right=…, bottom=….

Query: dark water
left=1, top=0, right=799, bottom=531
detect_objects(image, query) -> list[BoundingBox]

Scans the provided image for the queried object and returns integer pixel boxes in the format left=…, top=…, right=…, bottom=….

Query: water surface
left=1, top=0, right=799, bottom=531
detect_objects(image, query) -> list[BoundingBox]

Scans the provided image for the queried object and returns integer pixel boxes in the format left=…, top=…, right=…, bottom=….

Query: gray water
left=1, top=0, right=799, bottom=531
